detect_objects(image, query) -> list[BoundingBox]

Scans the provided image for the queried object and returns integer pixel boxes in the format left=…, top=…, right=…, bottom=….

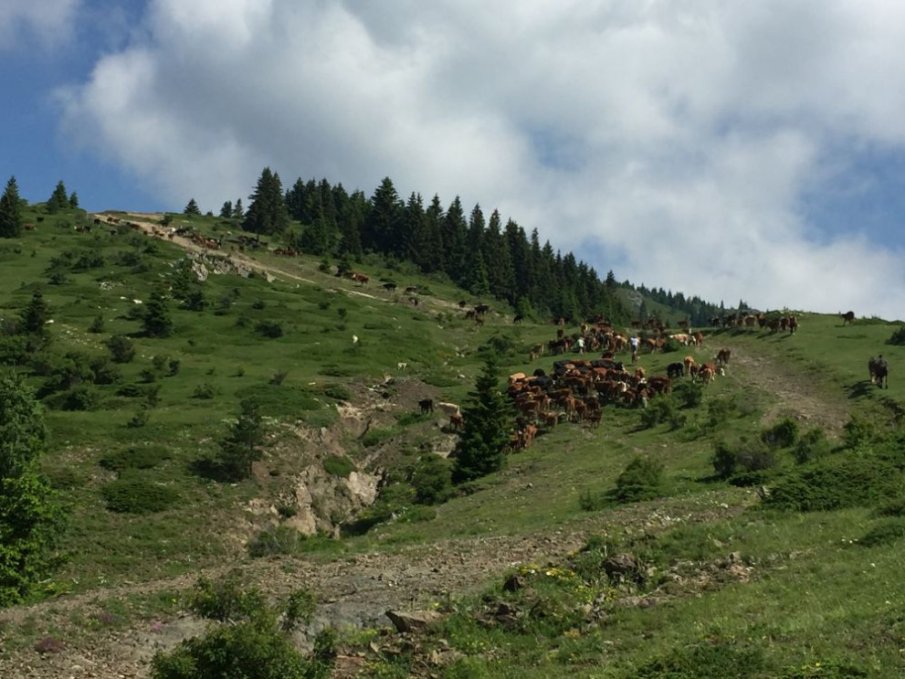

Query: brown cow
left=841, top=310, right=855, bottom=325
left=716, top=348, right=731, bottom=367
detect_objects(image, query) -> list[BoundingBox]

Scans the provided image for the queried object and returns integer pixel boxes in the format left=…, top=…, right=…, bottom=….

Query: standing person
left=630, top=335, right=640, bottom=364
left=577, top=336, right=585, bottom=354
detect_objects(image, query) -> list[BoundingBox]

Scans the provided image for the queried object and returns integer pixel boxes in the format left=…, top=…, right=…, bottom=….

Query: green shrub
left=186, top=574, right=267, bottom=622
left=613, top=456, right=664, bottom=503
left=761, top=417, right=799, bottom=448
left=713, top=438, right=776, bottom=480
left=323, top=455, right=356, bottom=478
left=255, top=320, right=283, bottom=338
left=640, top=397, right=683, bottom=429
left=887, top=325, right=905, bottom=346
left=47, top=386, right=99, bottom=411
left=106, top=335, right=135, bottom=363
left=320, top=383, right=351, bottom=402
left=411, top=455, right=454, bottom=505
left=99, top=445, right=171, bottom=472
left=578, top=488, right=607, bottom=512
left=793, top=428, right=831, bottom=464
left=192, top=383, right=216, bottom=399
left=101, top=478, right=178, bottom=513
left=706, top=395, right=738, bottom=428
left=247, top=526, right=307, bottom=558
left=397, top=505, right=437, bottom=523
left=764, top=456, right=902, bottom=512
left=673, top=380, right=704, bottom=408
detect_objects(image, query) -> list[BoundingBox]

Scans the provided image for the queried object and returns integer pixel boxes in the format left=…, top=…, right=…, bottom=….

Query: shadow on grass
left=848, top=380, right=875, bottom=399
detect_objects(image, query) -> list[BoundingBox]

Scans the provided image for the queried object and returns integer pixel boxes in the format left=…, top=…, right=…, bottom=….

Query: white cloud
left=0, top=0, right=80, bottom=50
left=58, top=0, right=905, bottom=318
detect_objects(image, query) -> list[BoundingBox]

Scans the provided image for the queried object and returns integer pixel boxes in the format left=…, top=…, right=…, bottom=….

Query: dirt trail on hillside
left=726, top=346, right=849, bottom=435
left=0, top=493, right=749, bottom=679
left=96, top=213, right=466, bottom=313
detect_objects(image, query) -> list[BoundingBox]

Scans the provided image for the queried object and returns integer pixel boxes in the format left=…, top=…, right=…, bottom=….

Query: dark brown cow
left=841, top=310, right=855, bottom=325
left=716, top=348, right=731, bottom=367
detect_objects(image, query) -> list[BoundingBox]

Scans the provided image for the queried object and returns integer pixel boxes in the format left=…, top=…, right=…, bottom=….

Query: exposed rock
left=385, top=609, right=443, bottom=634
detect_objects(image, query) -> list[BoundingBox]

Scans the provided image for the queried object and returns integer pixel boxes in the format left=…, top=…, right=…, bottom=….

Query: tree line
left=231, top=169, right=627, bottom=323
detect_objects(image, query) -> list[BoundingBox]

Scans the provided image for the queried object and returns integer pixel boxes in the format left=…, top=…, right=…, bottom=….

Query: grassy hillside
left=1, top=206, right=904, bottom=677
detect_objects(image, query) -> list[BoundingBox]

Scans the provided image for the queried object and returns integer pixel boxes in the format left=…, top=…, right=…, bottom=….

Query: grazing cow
left=474, top=303, right=490, bottom=316
left=666, top=362, right=684, bottom=379
left=841, top=310, right=855, bottom=325
left=350, top=272, right=369, bottom=285
left=788, top=316, right=798, bottom=334
left=513, top=314, right=525, bottom=323
left=449, top=412, right=465, bottom=430
left=716, top=348, right=731, bottom=367
left=418, top=398, right=434, bottom=414
left=436, top=401, right=461, bottom=418
left=683, top=355, right=697, bottom=376
left=869, top=356, right=889, bottom=388
left=698, top=365, right=716, bottom=384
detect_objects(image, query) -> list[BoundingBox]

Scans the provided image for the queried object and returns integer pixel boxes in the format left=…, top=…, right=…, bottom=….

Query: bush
left=411, top=455, right=454, bottom=505
left=712, top=438, right=776, bottom=479
left=640, top=397, right=684, bottom=429
left=52, top=386, right=100, bottom=411
left=247, top=526, right=307, bottom=558
left=192, top=383, right=216, bottom=399
left=99, top=445, right=171, bottom=472
left=763, top=456, right=903, bottom=512
left=613, top=456, right=664, bottom=503
left=321, top=383, right=351, bottom=401
left=101, top=478, right=178, bottom=513
left=186, top=574, right=267, bottom=622
left=761, top=417, right=799, bottom=448
left=106, top=335, right=135, bottom=363
left=673, top=381, right=704, bottom=409
left=322, top=455, right=356, bottom=478
left=888, top=325, right=905, bottom=346
left=793, top=428, right=830, bottom=464
left=255, top=321, right=283, bottom=338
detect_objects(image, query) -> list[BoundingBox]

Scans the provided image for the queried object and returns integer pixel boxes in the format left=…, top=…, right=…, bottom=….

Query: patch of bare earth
left=730, top=347, right=849, bottom=436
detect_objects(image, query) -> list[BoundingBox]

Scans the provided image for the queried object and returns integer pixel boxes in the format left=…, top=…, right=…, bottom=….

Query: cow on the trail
left=841, top=310, right=855, bottom=325
left=869, top=356, right=889, bottom=389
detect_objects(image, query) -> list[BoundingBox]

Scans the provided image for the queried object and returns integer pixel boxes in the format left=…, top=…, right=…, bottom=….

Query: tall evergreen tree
left=184, top=198, right=201, bottom=216
left=68, top=192, right=79, bottom=209
left=219, top=200, right=233, bottom=218
left=20, top=290, right=50, bottom=335
left=0, top=176, right=23, bottom=238
left=233, top=198, right=244, bottom=220
left=337, top=190, right=365, bottom=258
left=142, top=287, right=173, bottom=338
left=452, top=353, right=512, bottom=484
left=441, top=197, right=468, bottom=284
left=216, top=399, right=266, bottom=481
left=243, top=168, right=288, bottom=235
left=46, top=180, right=68, bottom=213
left=363, top=177, right=403, bottom=255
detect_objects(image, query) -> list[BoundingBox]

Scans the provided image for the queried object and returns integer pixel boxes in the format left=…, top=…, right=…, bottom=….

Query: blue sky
left=3, top=0, right=905, bottom=319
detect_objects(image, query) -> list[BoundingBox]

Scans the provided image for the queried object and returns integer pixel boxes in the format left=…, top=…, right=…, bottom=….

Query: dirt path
left=727, top=346, right=849, bottom=436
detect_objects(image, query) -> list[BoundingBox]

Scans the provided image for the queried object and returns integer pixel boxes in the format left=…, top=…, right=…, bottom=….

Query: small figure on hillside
left=577, top=337, right=585, bottom=354
left=630, top=335, right=640, bottom=364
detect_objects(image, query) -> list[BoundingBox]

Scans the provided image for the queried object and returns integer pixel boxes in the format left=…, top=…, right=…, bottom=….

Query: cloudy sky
left=3, top=0, right=905, bottom=319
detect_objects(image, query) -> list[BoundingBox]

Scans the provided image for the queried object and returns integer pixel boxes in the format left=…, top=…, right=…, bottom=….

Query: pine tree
left=219, top=201, right=233, bottom=218
left=68, top=192, right=79, bottom=209
left=184, top=198, right=201, bottom=216
left=0, top=372, right=63, bottom=604
left=217, top=399, right=265, bottom=481
left=46, top=180, right=68, bottom=213
left=243, top=168, right=289, bottom=235
left=451, top=353, right=512, bottom=484
left=0, top=176, right=23, bottom=238
left=20, top=290, right=50, bottom=335
left=142, top=287, right=173, bottom=338
left=233, top=198, right=244, bottom=220
left=363, top=177, right=403, bottom=255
